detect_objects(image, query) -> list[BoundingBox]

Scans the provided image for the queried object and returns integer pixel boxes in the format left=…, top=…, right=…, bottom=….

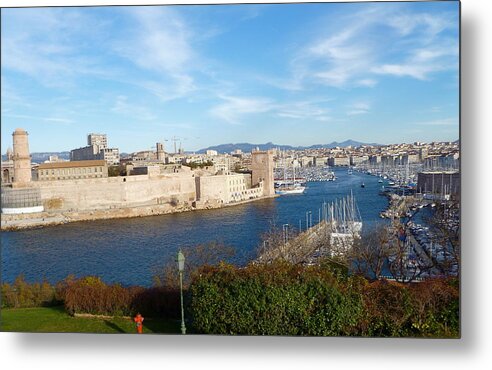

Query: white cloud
left=114, top=7, right=197, bottom=101
left=1, top=8, right=110, bottom=87
left=415, top=118, right=458, bottom=126
left=111, top=95, right=157, bottom=121
left=211, top=96, right=332, bottom=124
left=273, top=4, right=458, bottom=90
left=347, top=102, right=371, bottom=116
left=357, top=79, right=378, bottom=88
left=276, top=101, right=331, bottom=122
left=210, top=95, right=275, bottom=124
left=373, top=42, right=458, bottom=80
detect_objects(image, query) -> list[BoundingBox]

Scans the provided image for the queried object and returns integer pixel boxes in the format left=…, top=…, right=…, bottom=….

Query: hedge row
left=1, top=276, right=60, bottom=308
left=2, top=276, right=180, bottom=319
left=58, top=276, right=180, bottom=318
left=188, top=262, right=459, bottom=337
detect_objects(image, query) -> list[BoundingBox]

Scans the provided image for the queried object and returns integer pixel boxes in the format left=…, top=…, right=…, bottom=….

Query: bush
left=189, top=261, right=364, bottom=336
left=61, top=276, right=180, bottom=318
left=359, top=278, right=459, bottom=337
left=1, top=276, right=58, bottom=308
left=188, top=262, right=459, bottom=337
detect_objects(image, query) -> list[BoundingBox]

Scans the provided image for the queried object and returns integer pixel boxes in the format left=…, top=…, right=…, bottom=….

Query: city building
left=37, top=160, right=108, bottom=181
left=417, top=171, right=460, bottom=196
left=71, top=133, right=120, bottom=165
left=328, top=156, right=350, bottom=166
left=314, top=156, right=328, bottom=167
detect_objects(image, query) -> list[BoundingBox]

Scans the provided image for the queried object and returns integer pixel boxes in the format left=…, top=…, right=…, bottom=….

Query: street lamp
left=283, top=224, right=289, bottom=245
left=176, top=250, right=186, bottom=335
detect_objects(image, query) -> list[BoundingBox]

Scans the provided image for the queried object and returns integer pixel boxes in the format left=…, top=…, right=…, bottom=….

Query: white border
left=2, top=1, right=492, bottom=369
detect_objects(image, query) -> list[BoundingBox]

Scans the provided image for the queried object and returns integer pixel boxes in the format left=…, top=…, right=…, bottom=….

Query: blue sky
left=1, top=1, right=459, bottom=153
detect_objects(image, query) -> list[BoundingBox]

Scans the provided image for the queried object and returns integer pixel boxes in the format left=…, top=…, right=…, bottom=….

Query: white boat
left=275, top=152, right=305, bottom=195
left=275, top=185, right=306, bottom=195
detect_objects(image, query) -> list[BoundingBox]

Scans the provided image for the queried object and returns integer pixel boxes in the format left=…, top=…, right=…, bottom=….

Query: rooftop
left=38, top=160, right=107, bottom=169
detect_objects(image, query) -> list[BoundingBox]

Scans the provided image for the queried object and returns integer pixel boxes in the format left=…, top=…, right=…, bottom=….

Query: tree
left=350, top=225, right=394, bottom=280
left=152, top=241, right=236, bottom=289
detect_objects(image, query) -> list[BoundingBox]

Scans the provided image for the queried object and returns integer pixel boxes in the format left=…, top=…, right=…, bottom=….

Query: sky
left=1, top=1, right=460, bottom=153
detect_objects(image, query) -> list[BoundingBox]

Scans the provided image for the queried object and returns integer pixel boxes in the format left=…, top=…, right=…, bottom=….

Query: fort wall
left=31, top=173, right=197, bottom=212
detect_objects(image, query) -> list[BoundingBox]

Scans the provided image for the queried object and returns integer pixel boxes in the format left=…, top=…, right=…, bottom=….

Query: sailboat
left=275, top=154, right=306, bottom=195
left=326, top=192, right=363, bottom=255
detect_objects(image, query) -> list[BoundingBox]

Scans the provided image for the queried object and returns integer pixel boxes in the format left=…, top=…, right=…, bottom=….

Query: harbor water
left=1, top=168, right=389, bottom=286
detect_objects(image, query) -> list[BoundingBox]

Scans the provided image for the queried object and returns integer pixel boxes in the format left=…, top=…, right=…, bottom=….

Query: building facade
left=12, top=128, right=32, bottom=185
left=71, top=133, right=120, bottom=165
left=328, top=156, right=350, bottom=166
left=417, top=171, right=460, bottom=196
left=251, top=150, right=275, bottom=196
left=37, top=160, right=108, bottom=181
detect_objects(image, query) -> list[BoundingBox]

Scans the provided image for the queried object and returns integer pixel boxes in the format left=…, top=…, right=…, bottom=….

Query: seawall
left=1, top=193, right=278, bottom=231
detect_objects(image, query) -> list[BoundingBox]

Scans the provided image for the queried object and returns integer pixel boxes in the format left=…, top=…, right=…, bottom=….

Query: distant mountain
left=197, top=140, right=380, bottom=154
left=1, top=151, right=72, bottom=163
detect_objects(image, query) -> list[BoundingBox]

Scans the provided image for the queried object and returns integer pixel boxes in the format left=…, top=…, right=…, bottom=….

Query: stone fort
left=1, top=128, right=275, bottom=223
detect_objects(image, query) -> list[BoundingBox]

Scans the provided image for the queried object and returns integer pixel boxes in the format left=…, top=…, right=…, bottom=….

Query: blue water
left=1, top=169, right=388, bottom=286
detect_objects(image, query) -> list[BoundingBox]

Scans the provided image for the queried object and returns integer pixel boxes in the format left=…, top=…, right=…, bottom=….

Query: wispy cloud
left=210, top=95, right=275, bottom=124
left=1, top=8, right=111, bottom=88
left=271, top=4, right=458, bottom=90
left=356, top=79, right=378, bottom=88
left=414, top=117, right=458, bottom=126
left=347, top=102, right=371, bottom=116
left=111, top=95, right=157, bottom=121
left=114, top=7, right=197, bottom=101
left=276, top=100, right=332, bottom=122
left=373, top=42, right=458, bottom=80
left=3, top=113, right=73, bottom=125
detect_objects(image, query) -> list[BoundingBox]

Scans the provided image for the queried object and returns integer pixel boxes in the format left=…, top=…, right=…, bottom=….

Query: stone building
left=314, top=156, right=329, bottom=167
left=37, top=160, right=108, bottom=181
left=12, top=128, right=32, bottom=185
left=250, top=150, right=275, bottom=196
left=156, top=142, right=166, bottom=162
left=1, top=147, right=14, bottom=185
left=328, top=156, right=350, bottom=166
left=417, top=171, right=460, bottom=196
left=71, top=133, right=120, bottom=165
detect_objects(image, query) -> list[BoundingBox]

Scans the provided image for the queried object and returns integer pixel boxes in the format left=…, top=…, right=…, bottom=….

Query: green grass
left=0, top=306, right=182, bottom=334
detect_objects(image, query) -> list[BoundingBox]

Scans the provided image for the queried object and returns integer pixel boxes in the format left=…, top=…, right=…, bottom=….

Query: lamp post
left=283, top=224, right=289, bottom=245
left=177, top=250, right=186, bottom=335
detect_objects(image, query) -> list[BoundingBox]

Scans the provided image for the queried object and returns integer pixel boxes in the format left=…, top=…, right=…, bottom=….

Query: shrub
left=189, top=261, right=363, bottom=336
left=61, top=276, right=180, bottom=318
left=1, top=276, right=58, bottom=308
left=188, top=262, right=459, bottom=337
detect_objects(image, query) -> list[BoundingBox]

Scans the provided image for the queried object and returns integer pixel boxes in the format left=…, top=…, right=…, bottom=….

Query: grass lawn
left=0, top=306, right=182, bottom=334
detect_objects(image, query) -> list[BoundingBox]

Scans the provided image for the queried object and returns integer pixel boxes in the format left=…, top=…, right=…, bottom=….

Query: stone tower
left=251, top=150, right=275, bottom=196
left=12, top=128, right=32, bottom=184
left=156, top=142, right=165, bottom=161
